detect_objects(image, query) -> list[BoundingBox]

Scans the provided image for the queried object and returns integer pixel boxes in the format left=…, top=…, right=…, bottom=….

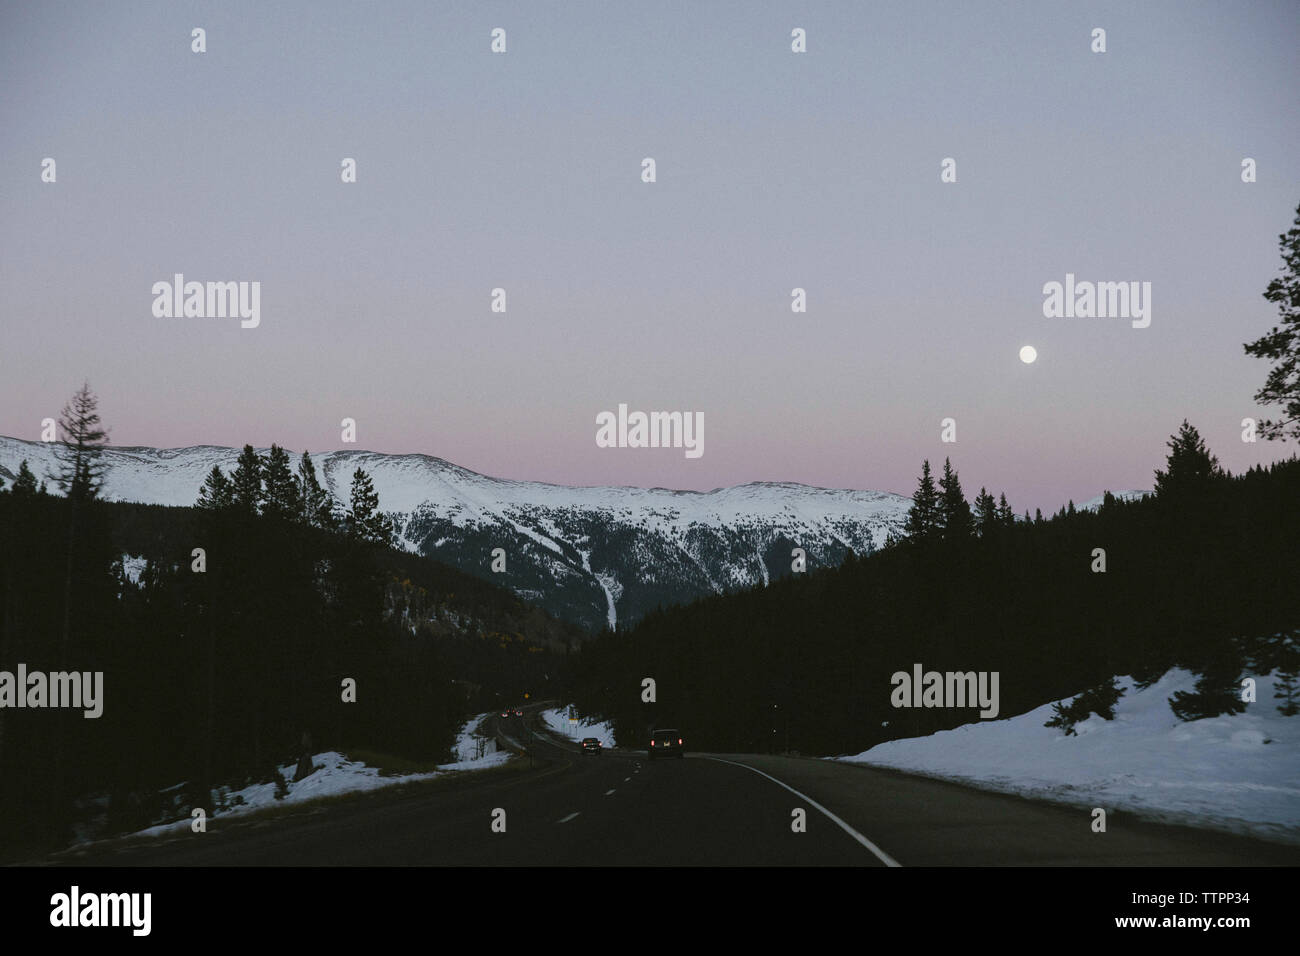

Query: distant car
left=581, top=737, right=602, bottom=755
left=500, top=710, right=511, bottom=719
left=648, top=728, right=684, bottom=760
left=514, top=708, right=523, bottom=716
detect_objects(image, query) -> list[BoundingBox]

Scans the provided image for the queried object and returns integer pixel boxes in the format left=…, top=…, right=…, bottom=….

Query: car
left=500, top=710, right=511, bottom=719
left=648, top=728, right=684, bottom=760
left=514, top=708, right=523, bottom=716
left=581, top=737, right=602, bottom=756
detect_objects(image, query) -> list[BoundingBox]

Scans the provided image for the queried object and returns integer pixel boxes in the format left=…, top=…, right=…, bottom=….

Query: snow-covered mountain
left=0, top=436, right=911, bottom=632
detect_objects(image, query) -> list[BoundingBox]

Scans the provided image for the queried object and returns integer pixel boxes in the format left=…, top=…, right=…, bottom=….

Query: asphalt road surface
left=45, top=709, right=1300, bottom=866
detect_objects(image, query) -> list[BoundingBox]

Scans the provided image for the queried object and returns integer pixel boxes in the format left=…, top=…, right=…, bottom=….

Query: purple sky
left=2, top=1, right=1298, bottom=513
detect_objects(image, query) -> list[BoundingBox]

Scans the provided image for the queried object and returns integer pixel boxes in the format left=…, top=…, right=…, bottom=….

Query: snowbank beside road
left=118, top=713, right=512, bottom=842
left=839, top=669, right=1300, bottom=845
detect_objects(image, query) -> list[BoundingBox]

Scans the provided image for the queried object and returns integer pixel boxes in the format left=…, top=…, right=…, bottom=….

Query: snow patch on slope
left=119, top=555, right=147, bottom=585
left=542, top=707, right=617, bottom=748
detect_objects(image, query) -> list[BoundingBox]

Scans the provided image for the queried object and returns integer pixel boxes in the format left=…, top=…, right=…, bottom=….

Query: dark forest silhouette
left=569, top=429, right=1300, bottom=755
left=0, top=396, right=578, bottom=857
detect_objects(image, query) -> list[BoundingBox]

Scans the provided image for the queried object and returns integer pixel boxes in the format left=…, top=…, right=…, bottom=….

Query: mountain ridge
left=0, top=435, right=912, bottom=632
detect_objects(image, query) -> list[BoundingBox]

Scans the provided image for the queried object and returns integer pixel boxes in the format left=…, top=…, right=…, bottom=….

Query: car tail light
left=650, top=740, right=655, bottom=746
left=678, top=738, right=683, bottom=745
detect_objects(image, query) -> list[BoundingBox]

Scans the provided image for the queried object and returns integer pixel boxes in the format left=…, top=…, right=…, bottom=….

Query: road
left=46, top=708, right=1300, bottom=866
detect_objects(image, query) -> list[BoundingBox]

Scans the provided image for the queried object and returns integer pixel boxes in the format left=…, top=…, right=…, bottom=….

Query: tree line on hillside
left=569, top=425, right=1299, bottom=755
left=0, top=388, right=571, bottom=857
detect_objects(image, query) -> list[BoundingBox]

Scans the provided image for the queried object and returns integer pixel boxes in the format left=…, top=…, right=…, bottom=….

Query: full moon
left=1019, top=345, right=1038, bottom=364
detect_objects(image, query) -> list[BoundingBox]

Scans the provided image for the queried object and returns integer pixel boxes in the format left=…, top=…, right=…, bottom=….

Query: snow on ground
left=838, top=669, right=1300, bottom=845
left=447, top=711, right=511, bottom=767
left=120, top=555, right=147, bottom=585
left=121, top=714, right=511, bottom=842
left=542, top=707, right=617, bottom=748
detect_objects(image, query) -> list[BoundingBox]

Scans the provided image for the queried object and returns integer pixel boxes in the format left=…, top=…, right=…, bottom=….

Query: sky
left=2, top=0, right=1298, bottom=514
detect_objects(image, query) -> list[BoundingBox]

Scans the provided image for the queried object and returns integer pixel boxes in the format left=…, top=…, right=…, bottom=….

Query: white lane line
left=604, top=789, right=616, bottom=796
left=701, top=756, right=901, bottom=867
left=624, top=777, right=631, bottom=782
left=557, top=812, right=580, bottom=824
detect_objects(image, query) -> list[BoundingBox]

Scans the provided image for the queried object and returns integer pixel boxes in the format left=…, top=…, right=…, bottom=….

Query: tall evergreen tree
left=1153, top=420, right=1222, bottom=499
left=1243, top=200, right=1300, bottom=442
left=297, top=451, right=335, bottom=529
left=997, top=492, right=1015, bottom=527
left=54, top=384, right=110, bottom=658
left=12, top=460, right=37, bottom=496
left=260, top=444, right=301, bottom=521
left=973, top=487, right=998, bottom=536
left=55, top=382, right=108, bottom=502
left=904, top=460, right=940, bottom=540
left=347, top=468, right=392, bottom=545
left=938, top=458, right=973, bottom=539
left=230, top=445, right=263, bottom=514
left=196, top=465, right=233, bottom=510
left=44, top=384, right=113, bottom=840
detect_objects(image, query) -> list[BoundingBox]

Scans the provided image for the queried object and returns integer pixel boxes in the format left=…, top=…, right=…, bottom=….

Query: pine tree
left=1276, top=671, right=1300, bottom=717
left=997, top=492, right=1015, bottom=527
left=1154, top=420, right=1222, bottom=499
left=1044, top=701, right=1080, bottom=735
left=904, top=460, right=940, bottom=540
left=973, top=486, right=998, bottom=536
left=1076, top=676, right=1125, bottom=719
left=1243, top=200, right=1300, bottom=442
left=260, top=444, right=301, bottom=521
left=1270, top=630, right=1300, bottom=717
left=53, top=384, right=110, bottom=663
left=347, top=468, right=392, bottom=545
left=937, top=458, right=972, bottom=539
left=196, top=465, right=233, bottom=510
left=55, top=382, right=109, bottom=503
left=1169, top=652, right=1247, bottom=721
left=230, top=445, right=263, bottom=514
left=297, top=451, right=335, bottom=529
left=12, top=460, right=37, bottom=496
left=1045, top=678, right=1126, bottom=735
